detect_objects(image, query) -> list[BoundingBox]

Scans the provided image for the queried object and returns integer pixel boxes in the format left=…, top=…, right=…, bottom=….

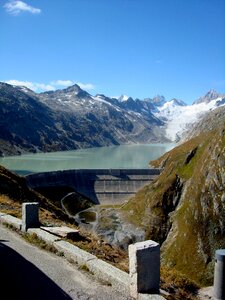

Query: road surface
left=0, top=224, right=131, bottom=300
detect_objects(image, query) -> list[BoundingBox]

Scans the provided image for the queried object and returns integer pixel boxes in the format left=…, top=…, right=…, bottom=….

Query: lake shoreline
left=0, top=143, right=175, bottom=175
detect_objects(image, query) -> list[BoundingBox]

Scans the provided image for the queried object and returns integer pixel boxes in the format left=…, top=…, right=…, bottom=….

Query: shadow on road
left=0, top=241, right=72, bottom=300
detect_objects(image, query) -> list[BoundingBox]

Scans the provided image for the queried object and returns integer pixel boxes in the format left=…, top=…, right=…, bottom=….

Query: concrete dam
left=26, top=169, right=161, bottom=205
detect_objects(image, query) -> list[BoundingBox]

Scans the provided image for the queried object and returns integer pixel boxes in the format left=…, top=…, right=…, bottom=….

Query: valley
left=2, top=1, right=225, bottom=298
left=0, top=82, right=225, bottom=297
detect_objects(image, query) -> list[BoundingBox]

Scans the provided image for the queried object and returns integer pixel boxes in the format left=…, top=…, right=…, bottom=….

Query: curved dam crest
left=25, top=169, right=161, bottom=205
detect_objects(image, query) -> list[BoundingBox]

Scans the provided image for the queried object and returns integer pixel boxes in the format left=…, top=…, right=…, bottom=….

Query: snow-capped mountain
left=151, top=95, right=166, bottom=107
left=154, top=91, right=225, bottom=141
left=0, top=81, right=224, bottom=155
left=169, top=98, right=187, bottom=106
left=118, top=95, right=130, bottom=102
left=193, top=89, right=221, bottom=104
left=0, top=82, right=166, bottom=156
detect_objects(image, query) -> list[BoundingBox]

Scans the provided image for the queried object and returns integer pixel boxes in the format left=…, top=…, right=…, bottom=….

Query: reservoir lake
left=0, top=143, right=175, bottom=175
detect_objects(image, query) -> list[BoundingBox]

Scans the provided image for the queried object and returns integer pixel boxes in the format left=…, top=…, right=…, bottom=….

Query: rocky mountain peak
left=118, top=95, right=130, bottom=102
left=0, top=82, right=9, bottom=89
left=0, top=82, right=21, bottom=93
left=143, top=97, right=153, bottom=102
left=0, top=82, right=38, bottom=101
left=194, top=89, right=220, bottom=104
left=64, top=84, right=82, bottom=93
left=151, top=95, right=166, bottom=106
left=169, top=98, right=187, bottom=106
left=40, top=84, right=91, bottom=100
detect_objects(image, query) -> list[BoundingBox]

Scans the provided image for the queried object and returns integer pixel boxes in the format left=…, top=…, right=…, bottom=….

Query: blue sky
left=0, top=0, right=225, bottom=104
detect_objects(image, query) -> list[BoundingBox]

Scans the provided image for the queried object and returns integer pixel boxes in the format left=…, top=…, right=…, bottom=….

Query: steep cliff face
left=122, top=106, right=225, bottom=285
left=161, top=129, right=225, bottom=285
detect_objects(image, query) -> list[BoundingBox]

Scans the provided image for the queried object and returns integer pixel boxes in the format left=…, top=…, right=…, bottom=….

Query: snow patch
left=155, top=97, right=224, bottom=141
left=93, top=95, right=113, bottom=106
left=118, top=95, right=129, bottom=102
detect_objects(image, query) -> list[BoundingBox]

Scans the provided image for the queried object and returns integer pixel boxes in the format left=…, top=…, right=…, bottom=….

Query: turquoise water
left=0, top=144, right=175, bottom=175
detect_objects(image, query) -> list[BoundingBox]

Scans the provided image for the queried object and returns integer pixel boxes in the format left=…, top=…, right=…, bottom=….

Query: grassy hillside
left=122, top=108, right=225, bottom=285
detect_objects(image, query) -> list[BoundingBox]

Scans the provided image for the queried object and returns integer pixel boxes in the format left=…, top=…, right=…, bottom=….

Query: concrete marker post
left=22, top=202, right=39, bottom=232
left=129, top=240, right=160, bottom=299
left=214, top=249, right=225, bottom=300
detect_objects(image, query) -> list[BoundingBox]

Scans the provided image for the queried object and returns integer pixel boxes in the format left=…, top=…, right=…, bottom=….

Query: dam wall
left=26, top=169, right=161, bottom=205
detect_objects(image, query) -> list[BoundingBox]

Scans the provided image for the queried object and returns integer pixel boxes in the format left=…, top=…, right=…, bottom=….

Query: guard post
left=129, top=240, right=160, bottom=299
left=22, top=202, right=39, bottom=232
left=214, top=249, right=225, bottom=300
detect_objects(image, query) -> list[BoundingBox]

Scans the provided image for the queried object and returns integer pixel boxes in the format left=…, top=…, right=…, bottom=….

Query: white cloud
left=51, top=80, right=74, bottom=87
left=51, top=80, right=95, bottom=91
left=76, top=82, right=95, bottom=90
left=4, top=79, right=96, bottom=92
left=155, top=59, right=163, bottom=64
left=5, top=80, right=54, bottom=92
left=4, top=1, right=41, bottom=15
left=35, top=83, right=55, bottom=91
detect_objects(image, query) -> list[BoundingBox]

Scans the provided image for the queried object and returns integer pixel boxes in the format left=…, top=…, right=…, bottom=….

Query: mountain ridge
left=0, top=82, right=167, bottom=156
left=0, top=82, right=224, bottom=156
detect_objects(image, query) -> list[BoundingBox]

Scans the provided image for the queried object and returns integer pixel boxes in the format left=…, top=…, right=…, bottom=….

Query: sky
left=0, top=0, right=225, bottom=104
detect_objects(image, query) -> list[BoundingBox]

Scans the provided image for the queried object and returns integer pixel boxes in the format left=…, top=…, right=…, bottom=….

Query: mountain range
left=0, top=82, right=224, bottom=156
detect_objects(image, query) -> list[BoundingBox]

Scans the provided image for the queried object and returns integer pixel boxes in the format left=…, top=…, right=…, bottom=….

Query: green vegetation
left=122, top=123, right=225, bottom=285
left=79, top=264, right=90, bottom=272
left=78, top=264, right=94, bottom=275
left=23, top=232, right=61, bottom=254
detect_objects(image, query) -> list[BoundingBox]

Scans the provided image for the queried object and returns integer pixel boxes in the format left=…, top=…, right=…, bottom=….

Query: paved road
left=0, top=224, right=131, bottom=300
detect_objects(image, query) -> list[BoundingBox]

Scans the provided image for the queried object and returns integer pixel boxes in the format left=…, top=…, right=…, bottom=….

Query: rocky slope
left=122, top=105, right=225, bottom=285
left=0, top=164, right=70, bottom=222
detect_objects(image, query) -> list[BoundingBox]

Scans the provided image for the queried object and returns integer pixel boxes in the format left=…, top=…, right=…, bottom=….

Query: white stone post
left=22, top=202, right=39, bottom=232
left=129, top=240, right=160, bottom=299
left=214, top=249, right=225, bottom=300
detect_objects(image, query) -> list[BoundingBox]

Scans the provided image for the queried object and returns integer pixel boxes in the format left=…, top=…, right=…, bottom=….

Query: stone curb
left=0, top=214, right=22, bottom=230
left=87, top=257, right=130, bottom=295
left=27, top=228, right=61, bottom=244
left=53, top=240, right=97, bottom=265
left=138, top=294, right=165, bottom=300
